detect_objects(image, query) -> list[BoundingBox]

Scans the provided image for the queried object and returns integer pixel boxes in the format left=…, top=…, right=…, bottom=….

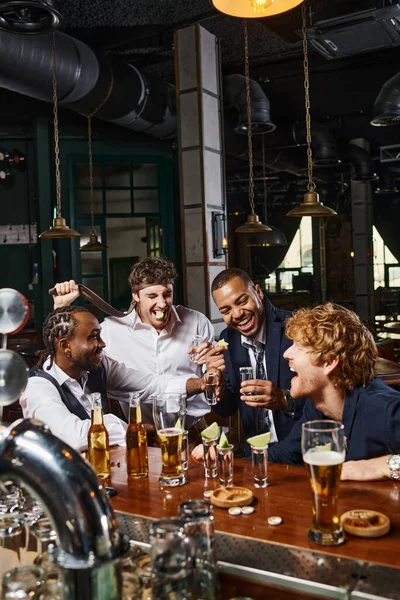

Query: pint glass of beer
left=153, top=394, right=187, bottom=486
left=301, top=420, right=345, bottom=546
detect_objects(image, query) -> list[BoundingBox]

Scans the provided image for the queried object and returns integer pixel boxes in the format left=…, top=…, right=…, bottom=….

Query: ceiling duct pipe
left=371, top=71, right=400, bottom=127
left=346, top=142, right=378, bottom=182
left=0, top=29, right=176, bottom=138
left=224, top=74, right=276, bottom=135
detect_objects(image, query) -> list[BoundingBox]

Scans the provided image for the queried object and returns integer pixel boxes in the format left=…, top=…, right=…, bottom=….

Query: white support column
left=350, top=139, right=375, bottom=324
left=174, top=24, right=228, bottom=336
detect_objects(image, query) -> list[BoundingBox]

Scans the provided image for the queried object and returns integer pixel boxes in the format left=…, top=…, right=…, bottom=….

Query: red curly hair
left=285, top=303, right=377, bottom=390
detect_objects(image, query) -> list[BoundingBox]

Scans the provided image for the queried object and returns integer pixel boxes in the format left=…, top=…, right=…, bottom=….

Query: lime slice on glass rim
left=218, top=431, right=231, bottom=448
left=201, top=422, right=219, bottom=440
left=246, top=432, right=271, bottom=448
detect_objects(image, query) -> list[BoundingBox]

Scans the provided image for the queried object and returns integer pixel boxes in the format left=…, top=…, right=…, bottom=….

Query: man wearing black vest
left=20, top=305, right=205, bottom=451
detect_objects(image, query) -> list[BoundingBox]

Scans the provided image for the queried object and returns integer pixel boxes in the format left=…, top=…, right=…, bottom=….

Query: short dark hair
left=128, top=256, right=178, bottom=292
left=36, top=306, right=89, bottom=370
left=211, top=268, right=253, bottom=293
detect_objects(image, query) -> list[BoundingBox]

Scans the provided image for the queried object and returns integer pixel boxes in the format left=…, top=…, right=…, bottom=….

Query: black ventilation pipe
left=0, top=29, right=176, bottom=139
left=346, top=143, right=377, bottom=182
left=371, top=71, right=400, bottom=127
left=223, top=74, right=276, bottom=135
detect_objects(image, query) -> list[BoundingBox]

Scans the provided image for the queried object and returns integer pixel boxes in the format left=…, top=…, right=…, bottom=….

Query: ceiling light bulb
left=250, top=0, right=273, bottom=12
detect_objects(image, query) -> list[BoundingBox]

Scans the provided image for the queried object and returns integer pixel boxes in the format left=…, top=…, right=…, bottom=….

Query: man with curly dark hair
left=52, top=256, right=214, bottom=446
left=267, top=303, right=400, bottom=481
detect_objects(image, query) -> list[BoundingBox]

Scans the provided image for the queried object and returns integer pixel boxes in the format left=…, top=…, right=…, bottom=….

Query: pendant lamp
left=246, top=136, right=287, bottom=246
left=286, top=4, right=336, bottom=218
left=39, top=35, right=80, bottom=239
left=80, top=116, right=108, bottom=251
left=236, top=20, right=273, bottom=236
left=211, top=0, right=304, bottom=19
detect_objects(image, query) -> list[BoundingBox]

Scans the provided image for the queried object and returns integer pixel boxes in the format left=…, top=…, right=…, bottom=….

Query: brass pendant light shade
left=39, top=34, right=80, bottom=240
left=286, top=3, right=336, bottom=219
left=286, top=191, right=337, bottom=218
left=39, top=217, right=80, bottom=239
left=80, top=230, right=108, bottom=251
left=236, top=213, right=273, bottom=234
left=246, top=225, right=287, bottom=247
left=211, top=0, right=304, bottom=18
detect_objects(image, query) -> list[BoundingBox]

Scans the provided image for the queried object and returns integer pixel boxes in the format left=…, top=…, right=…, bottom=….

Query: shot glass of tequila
left=202, top=437, right=218, bottom=479
left=217, top=444, right=234, bottom=487
left=204, top=371, right=218, bottom=406
left=251, top=446, right=268, bottom=488
left=189, top=334, right=205, bottom=363
left=239, top=366, right=254, bottom=396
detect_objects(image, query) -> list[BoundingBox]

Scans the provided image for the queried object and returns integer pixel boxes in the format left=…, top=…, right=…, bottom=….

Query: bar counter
left=110, top=447, right=400, bottom=600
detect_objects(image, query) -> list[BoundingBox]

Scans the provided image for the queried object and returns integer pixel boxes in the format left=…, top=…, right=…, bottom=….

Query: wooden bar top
left=109, top=447, right=400, bottom=570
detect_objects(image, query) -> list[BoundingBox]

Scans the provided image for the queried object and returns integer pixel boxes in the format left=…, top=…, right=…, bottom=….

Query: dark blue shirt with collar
left=268, top=377, right=400, bottom=464
left=213, top=296, right=305, bottom=451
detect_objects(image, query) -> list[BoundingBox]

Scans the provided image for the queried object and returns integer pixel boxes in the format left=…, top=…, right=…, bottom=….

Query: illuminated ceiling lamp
left=211, top=0, right=304, bottom=18
left=286, top=3, right=336, bottom=218
left=235, top=20, right=273, bottom=236
left=0, top=0, right=63, bottom=34
left=39, top=35, right=80, bottom=239
left=246, top=136, right=287, bottom=247
left=80, top=116, right=108, bottom=251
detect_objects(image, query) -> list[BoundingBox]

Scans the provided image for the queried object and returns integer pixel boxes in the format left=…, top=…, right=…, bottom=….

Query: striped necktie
left=251, top=344, right=270, bottom=433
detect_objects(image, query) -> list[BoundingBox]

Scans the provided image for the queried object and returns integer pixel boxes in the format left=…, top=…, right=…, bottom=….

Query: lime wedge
left=218, top=431, right=230, bottom=448
left=201, top=422, right=219, bottom=440
left=314, top=442, right=331, bottom=452
left=217, top=339, right=229, bottom=347
left=175, top=417, right=183, bottom=431
left=246, top=432, right=271, bottom=448
left=155, top=311, right=165, bottom=321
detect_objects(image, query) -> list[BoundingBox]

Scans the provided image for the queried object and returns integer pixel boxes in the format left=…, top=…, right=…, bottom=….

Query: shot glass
left=202, top=437, right=218, bottom=479
left=181, top=430, right=189, bottom=471
left=204, top=371, right=218, bottom=406
left=189, top=334, right=205, bottom=363
left=2, top=565, right=45, bottom=600
left=217, top=445, right=234, bottom=487
left=251, top=446, right=268, bottom=488
left=239, top=366, right=254, bottom=396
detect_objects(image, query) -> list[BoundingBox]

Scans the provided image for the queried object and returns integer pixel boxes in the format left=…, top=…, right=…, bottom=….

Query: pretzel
left=210, top=486, right=253, bottom=509
left=340, top=509, right=390, bottom=538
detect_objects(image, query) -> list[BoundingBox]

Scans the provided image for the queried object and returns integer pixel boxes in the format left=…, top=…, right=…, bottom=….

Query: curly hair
left=128, top=256, right=178, bottom=292
left=285, top=303, right=377, bottom=391
left=35, top=306, right=89, bottom=370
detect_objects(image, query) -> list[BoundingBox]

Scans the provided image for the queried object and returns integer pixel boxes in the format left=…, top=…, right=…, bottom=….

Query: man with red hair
left=268, top=303, right=400, bottom=481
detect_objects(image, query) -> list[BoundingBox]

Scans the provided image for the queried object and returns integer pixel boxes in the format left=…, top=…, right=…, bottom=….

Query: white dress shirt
left=241, top=320, right=278, bottom=443
left=100, top=305, right=214, bottom=418
left=20, top=353, right=181, bottom=452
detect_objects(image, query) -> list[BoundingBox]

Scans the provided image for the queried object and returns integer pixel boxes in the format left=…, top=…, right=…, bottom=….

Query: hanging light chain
left=301, top=2, right=316, bottom=193
left=244, top=19, right=255, bottom=214
left=261, top=134, right=269, bottom=224
left=52, top=33, right=62, bottom=218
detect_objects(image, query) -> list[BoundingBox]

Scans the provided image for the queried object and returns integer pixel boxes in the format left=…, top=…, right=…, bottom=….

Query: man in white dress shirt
left=52, top=256, right=214, bottom=447
left=20, top=305, right=204, bottom=451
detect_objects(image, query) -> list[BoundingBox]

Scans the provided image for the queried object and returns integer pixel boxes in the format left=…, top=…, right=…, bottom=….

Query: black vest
left=29, top=365, right=109, bottom=421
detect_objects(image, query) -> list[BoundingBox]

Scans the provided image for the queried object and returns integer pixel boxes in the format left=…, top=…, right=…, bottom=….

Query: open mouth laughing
left=233, top=314, right=255, bottom=334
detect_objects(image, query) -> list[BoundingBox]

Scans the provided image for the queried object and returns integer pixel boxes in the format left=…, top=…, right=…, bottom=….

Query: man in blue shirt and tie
left=205, top=268, right=305, bottom=453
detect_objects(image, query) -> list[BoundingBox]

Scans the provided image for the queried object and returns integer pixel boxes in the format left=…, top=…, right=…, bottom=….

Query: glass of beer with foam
left=152, top=393, right=187, bottom=486
left=302, top=420, right=345, bottom=546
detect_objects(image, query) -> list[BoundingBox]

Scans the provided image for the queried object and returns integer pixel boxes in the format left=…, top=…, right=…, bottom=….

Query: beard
left=72, top=350, right=103, bottom=372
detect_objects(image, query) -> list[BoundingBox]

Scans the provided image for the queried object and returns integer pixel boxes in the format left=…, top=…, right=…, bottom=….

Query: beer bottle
left=126, top=392, right=149, bottom=478
left=87, top=392, right=111, bottom=479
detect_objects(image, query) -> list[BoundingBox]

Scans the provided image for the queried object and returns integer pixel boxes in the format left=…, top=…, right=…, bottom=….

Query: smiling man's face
left=133, top=283, right=174, bottom=331
left=212, top=277, right=265, bottom=338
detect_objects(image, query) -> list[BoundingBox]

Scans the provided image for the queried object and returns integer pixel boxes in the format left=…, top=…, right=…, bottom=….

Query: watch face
left=389, top=454, right=400, bottom=469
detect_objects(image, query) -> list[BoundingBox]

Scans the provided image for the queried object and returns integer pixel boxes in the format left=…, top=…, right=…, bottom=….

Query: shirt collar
left=43, top=358, right=89, bottom=388
left=241, top=316, right=266, bottom=350
left=129, top=306, right=181, bottom=333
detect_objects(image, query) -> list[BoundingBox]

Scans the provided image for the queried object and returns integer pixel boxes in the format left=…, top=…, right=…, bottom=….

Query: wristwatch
left=284, top=389, right=295, bottom=413
left=387, top=454, right=400, bottom=480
